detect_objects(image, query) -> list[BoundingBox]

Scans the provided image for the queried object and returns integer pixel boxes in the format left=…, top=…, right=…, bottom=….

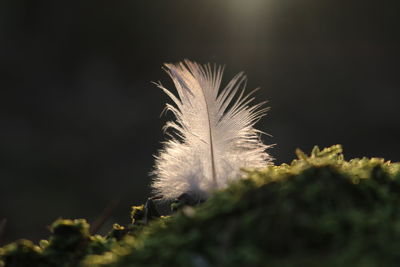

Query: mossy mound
left=0, top=219, right=114, bottom=267
left=2, top=145, right=400, bottom=267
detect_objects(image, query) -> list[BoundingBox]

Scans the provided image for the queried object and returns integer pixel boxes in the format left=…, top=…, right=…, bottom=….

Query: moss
left=0, top=219, right=116, bottom=267
left=131, top=205, right=145, bottom=225
left=0, top=240, right=45, bottom=267
left=2, top=145, right=400, bottom=267
left=106, top=224, right=129, bottom=241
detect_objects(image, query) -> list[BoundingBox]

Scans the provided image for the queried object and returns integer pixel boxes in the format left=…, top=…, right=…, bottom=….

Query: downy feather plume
left=152, top=60, right=272, bottom=201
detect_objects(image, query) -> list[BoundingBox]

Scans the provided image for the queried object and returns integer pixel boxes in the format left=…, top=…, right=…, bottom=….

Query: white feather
left=152, top=60, right=272, bottom=201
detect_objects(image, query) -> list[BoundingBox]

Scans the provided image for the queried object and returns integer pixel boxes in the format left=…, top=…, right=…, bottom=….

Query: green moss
left=0, top=240, right=45, bottom=267
left=2, top=145, right=400, bottom=267
left=0, top=219, right=116, bottom=267
left=131, top=205, right=145, bottom=225
left=106, top=224, right=128, bottom=241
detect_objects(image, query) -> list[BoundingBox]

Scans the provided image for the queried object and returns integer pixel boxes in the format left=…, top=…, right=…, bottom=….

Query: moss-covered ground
left=1, top=145, right=400, bottom=267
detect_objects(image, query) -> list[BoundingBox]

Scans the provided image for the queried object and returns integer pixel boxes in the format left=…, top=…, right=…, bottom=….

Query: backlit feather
left=152, top=60, right=272, bottom=201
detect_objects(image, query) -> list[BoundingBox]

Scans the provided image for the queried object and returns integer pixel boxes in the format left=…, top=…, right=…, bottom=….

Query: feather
left=152, top=60, right=272, bottom=201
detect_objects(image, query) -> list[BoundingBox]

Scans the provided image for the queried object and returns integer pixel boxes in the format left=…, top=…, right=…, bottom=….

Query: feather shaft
left=198, top=78, right=218, bottom=186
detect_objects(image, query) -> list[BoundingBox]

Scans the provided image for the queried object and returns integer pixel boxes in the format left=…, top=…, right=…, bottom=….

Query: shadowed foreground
left=1, top=145, right=400, bottom=267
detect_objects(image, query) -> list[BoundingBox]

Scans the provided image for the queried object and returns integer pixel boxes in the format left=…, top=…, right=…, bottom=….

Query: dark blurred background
left=1, top=0, right=399, bottom=244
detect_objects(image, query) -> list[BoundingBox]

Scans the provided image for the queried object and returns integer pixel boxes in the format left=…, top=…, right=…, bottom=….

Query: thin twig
left=0, top=218, right=7, bottom=245
left=90, top=198, right=120, bottom=235
left=69, top=198, right=120, bottom=267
